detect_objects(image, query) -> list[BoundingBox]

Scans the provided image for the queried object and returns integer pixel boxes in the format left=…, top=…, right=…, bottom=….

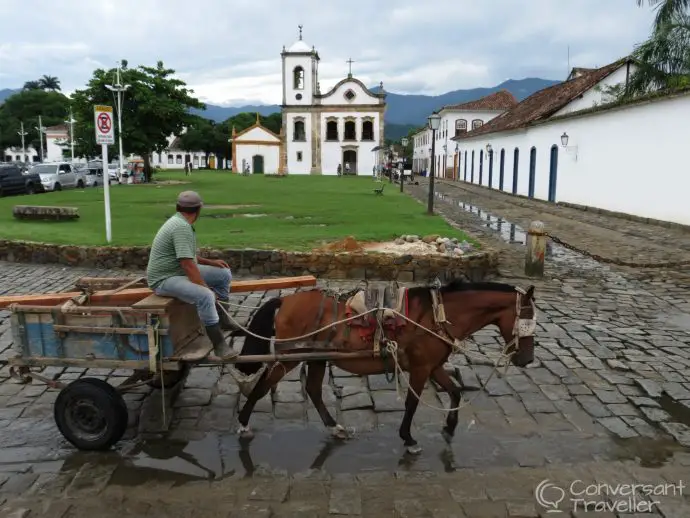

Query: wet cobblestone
left=0, top=180, right=690, bottom=514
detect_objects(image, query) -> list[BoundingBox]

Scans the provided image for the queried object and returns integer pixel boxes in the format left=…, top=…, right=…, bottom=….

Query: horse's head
left=497, top=285, right=536, bottom=367
left=436, top=281, right=537, bottom=368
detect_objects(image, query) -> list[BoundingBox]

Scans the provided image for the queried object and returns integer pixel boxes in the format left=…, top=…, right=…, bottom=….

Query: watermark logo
left=535, top=480, right=566, bottom=513
left=534, top=479, right=685, bottom=514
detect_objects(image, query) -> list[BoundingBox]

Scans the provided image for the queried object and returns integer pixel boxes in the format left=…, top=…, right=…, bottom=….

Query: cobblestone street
left=0, top=181, right=689, bottom=516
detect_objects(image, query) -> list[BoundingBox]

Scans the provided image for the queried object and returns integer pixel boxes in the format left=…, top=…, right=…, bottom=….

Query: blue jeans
left=153, top=265, right=231, bottom=326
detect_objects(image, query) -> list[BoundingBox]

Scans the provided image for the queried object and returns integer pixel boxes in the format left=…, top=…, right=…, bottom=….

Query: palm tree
left=637, top=0, right=690, bottom=31
left=22, top=80, right=41, bottom=91
left=38, top=75, right=61, bottom=91
left=629, top=0, right=690, bottom=95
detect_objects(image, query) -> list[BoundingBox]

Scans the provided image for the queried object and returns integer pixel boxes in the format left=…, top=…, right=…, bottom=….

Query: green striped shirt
left=146, top=213, right=197, bottom=288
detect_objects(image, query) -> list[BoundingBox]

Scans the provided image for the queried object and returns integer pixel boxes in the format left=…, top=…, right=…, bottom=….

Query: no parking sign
left=94, top=105, right=115, bottom=145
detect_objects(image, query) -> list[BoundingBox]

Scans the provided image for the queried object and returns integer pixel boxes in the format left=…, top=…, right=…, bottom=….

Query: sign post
left=94, top=105, right=115, bottom=243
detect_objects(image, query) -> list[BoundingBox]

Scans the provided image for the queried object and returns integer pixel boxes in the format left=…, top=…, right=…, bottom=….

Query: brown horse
left=232, top=280, right=536, bottom=454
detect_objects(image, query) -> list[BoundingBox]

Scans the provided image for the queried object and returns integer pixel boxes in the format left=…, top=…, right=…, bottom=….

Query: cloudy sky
left=0, top=0, right=656, bottom=106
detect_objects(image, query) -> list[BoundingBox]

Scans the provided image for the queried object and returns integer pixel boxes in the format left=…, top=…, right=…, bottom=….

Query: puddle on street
left=432, top=191, right=608, bottom=268
left=51, top=420, right=688, bottom=485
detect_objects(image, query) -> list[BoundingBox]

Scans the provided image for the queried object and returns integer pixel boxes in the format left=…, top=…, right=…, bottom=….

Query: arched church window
left=455, top=119, right=467, bottom=137
left=293, top=66, right=304, bottom=90
left=361, top=120, right=374, bottom=141
left=293, top=120, right=305, bottom=141
left=344, top=120, right=356, bottom=141
left=471, top=119, right=483, bottom=130
left=326, top=121, right=338, bottom=141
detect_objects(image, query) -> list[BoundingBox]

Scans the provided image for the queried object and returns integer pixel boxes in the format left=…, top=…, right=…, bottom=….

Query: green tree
left=637, top=0, right=690, bottom=31
left=38, top=75, right=61, bottom=91
left=629, top=1, right=690, bottom=95
left=177, top=115, right=229, bottom=167
left=70, top=60, right=204, bottom=181
left=0, top=89, right=70, bottom=154
left=22, top=80, right=41, bottom=91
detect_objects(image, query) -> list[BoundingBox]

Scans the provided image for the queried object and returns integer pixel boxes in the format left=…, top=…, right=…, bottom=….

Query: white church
left=232, top=28, right=387, bottom=176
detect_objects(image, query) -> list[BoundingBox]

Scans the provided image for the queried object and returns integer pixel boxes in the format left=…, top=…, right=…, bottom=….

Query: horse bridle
left=432, top=287, right=537, bottom=352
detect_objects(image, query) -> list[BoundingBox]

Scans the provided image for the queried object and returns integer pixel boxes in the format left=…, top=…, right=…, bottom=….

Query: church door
left=252, top=155, right=264, bottom=174
left=342, top=150, right=357, bottom=175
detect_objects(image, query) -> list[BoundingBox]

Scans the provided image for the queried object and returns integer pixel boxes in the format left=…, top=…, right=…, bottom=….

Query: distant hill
left=189, top=77, right=559, bottom=126
left=1, top=77, right=560, bottom=141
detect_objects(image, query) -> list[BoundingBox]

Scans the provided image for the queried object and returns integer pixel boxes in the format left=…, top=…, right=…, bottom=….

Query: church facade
left=280, top=30, right=387, bottom=175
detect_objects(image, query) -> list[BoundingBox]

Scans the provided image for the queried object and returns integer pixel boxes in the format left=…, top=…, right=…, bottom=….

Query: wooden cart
left=0, top=275, right=319, bottom=451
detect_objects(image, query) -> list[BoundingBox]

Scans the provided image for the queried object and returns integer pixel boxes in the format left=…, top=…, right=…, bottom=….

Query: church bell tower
left=281, top=25, right=319, bottom=106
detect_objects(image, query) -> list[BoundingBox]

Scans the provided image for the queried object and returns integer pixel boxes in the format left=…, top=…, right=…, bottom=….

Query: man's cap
left=177, top=191, right=203, bottom=208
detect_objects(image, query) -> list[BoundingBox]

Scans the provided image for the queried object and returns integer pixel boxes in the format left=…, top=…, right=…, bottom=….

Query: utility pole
left=106, top=61, right=130, bottom=180
left=34, top=116, right=45, bottom=162
left=65, top=108, right=76, bottom=162
left=17, top=122, right=28, bottom=163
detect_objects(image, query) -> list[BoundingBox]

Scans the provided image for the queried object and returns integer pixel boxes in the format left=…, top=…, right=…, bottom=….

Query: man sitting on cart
left=146, top=191, right=239, bottom=361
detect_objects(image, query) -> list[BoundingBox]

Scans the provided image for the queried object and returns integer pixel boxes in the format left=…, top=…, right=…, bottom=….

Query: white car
left=30, top=162, right=86, bottom=191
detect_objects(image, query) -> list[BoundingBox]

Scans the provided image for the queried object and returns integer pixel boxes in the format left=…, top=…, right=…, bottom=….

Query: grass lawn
left=0, top=170, right=472, bottom=251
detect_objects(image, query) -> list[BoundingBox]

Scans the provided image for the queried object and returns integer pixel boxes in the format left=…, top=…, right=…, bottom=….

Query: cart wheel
left=148, top=364, right=190, bottom=389
left=54, top=377, right=129, bottom=451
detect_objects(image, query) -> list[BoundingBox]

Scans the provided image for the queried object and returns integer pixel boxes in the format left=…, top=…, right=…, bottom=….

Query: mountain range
left=1, top=77, right=560, bottom=140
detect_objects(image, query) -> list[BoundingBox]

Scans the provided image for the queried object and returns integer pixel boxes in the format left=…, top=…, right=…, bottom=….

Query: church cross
left=346, top=58, right=355, bottom=76
left=298, top=24, right=303, bottom=40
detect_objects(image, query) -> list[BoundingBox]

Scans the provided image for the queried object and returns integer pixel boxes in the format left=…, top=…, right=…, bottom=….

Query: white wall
left=454, top=92, right=690, bottom=225
left=285, top=112, right=312, bottom=174
left=412, top=108, right=505, bottom=176
left=283, top=54, right=316, bottom=106
left=320, top=111, right=381, bottom=175
left=555, top=64, right=637, bottom=116
left=236, top=143, right=280, bottom=174
left=318, top=79, right=382, bottom=106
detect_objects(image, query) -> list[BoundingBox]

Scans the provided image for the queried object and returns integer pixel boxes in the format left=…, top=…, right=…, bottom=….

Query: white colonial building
left=230, top=114, right=282, bottom=173
left=411, top=90, right=517, bottom=179
left=447, top=57, right=690, bottom=226
left=280, top=29, right=387, bottom=175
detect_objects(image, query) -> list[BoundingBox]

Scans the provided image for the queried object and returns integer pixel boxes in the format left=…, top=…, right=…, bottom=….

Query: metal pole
left=18, top=122, right=27, bottom=163
left=65, top=108, right=76, bottom=162
left=102, top=143, right=112, bottom=243
left=106, top=61, right=128, bottom=182
left=427, top=130, right=436, bottom=214
left=35, top=116, right=44, bottom=162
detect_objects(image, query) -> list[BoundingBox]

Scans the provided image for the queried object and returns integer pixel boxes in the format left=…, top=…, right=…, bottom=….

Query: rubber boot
left=216, top=300, right=241, bottom=332
left=205, top=323, right=239, bottom=361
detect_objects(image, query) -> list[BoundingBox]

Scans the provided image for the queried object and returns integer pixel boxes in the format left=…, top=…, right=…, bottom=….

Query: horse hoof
left=329, top=424, right=350, bottom=440
left=406, top=444, right=422, bottom=455
left=237, top=424, right=254, bottom=440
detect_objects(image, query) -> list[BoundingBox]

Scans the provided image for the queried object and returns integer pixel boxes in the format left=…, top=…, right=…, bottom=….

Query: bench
left=132, top=294, right=178, bottom=310
left=13, top=205, right=79, bottom=221
left=373, top=183, right=385, bottom=195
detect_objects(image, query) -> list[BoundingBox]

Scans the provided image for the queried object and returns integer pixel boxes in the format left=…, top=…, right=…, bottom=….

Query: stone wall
left=0, top=240, right=499, bottom=282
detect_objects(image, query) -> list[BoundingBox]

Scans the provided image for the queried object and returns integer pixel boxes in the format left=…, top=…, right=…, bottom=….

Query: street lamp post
left=400, top=136, right=408, bottom=192
left=106, top=61, right=130, bottom=182
left=17, top=122, right=28, bottom=163
left=427, top=113, right=441, bottom=214
left=65, top=108, right=76, bottom=162
left=34, top=116, right=45, bottom=163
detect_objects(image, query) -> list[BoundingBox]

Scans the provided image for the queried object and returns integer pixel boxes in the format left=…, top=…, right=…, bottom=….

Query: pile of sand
left=316, top=236, right=364, bottom=252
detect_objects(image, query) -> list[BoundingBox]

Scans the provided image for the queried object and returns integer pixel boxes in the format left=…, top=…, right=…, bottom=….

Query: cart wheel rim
left=67, top=398, right=108, bottom=440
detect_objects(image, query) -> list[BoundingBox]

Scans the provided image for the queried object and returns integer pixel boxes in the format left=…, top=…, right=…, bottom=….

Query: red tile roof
left=441, top=89, right=518, bottom=112
left=452, top=58, right=631, bottom=140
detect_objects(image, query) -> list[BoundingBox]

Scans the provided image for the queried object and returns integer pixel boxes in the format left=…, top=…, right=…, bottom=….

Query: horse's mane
left=407, top=279, right=517, bottom=299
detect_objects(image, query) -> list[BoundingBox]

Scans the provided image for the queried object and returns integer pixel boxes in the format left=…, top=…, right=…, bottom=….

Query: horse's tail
left=235, top=296, right=283, bottom=376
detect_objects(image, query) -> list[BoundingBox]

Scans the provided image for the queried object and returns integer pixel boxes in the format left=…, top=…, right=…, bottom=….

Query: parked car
left=0, top=164, right=45, bottom=197
left=87, top=160, right=119, bottom=184
left=30, top=162, right=86, bottom=192
left=84, top=166, right=105, bottom=187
